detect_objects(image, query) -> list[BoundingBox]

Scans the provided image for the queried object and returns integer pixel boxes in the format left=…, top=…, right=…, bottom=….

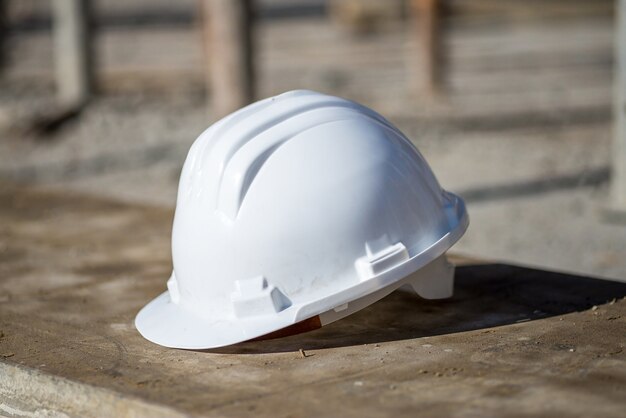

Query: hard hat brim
left=134, top=290, right=301, bottom=349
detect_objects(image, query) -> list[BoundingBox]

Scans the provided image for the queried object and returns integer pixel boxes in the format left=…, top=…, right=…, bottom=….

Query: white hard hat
left=135, top=90, right=468, bottom=349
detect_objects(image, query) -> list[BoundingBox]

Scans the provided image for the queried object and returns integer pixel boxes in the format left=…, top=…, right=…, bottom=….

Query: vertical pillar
left=201, top=0, right=255, bottom=119
left=0, top=0, right=7, bottom=72
left=613, top=0, right=626, bottom=211
left=410, top=0, right=443, bottom=98
left=52, top=0, right=94, bottom=107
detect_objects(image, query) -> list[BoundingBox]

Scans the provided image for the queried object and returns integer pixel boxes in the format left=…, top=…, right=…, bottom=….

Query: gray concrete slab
left=0, top=183, right=625, bottom=417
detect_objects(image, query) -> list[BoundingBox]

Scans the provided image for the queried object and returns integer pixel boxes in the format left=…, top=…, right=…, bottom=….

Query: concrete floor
left=1, top=182, right=625, bottom=417
left=0, top=1, right=624, bottom=281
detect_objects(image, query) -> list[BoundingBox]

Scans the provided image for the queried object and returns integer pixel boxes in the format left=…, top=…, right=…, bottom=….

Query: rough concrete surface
left=0, top=183, right=625, bottom=417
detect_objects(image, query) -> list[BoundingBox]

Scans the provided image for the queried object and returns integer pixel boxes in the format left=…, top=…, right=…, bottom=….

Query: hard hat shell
left=135, top=90, right=468, bottom=349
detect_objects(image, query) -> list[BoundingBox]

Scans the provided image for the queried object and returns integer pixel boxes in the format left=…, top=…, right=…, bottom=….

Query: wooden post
left=0, top=0, right=7, bottom=72
left=613, top=0, right=626, bottom=212
left=410, top=0, right=443, bottom=98
left=200, top=0, right=255, bottom=119
left=52, top=0, right=94, bottom=107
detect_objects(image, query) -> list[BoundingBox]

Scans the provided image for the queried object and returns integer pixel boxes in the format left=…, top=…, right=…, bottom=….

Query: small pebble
left=592, top=305, right=598, bottom=311
left=354, top=381, right=364, bottom=387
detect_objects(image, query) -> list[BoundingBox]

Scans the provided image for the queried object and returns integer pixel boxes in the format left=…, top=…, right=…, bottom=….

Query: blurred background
left=0, top=0, right=624, bottom=280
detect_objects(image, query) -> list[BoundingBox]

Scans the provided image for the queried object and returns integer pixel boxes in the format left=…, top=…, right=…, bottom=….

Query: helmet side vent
left=231, top=276, right=292, bottom=318
left=355, top=235, right=409, bottom=280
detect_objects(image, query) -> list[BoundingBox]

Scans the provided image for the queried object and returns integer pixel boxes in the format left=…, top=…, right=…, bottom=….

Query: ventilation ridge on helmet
left=198, top=90, right=321, bottom=171
left=183, top=92, right=322, bottom=199
left=217, top=107, right=412, bottom=220
left=184, top=93, right=346, bottom=203
left=184, top=91, right=407, bottom=206
left=184, top=96, right=281, bottom=200
left=208, top=92, right=313, bottom=144
left=191, top=97, right=360, bottom=205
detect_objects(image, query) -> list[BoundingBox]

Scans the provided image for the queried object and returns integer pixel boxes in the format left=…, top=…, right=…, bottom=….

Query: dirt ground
left=0, top=0, right=624, bottom=281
